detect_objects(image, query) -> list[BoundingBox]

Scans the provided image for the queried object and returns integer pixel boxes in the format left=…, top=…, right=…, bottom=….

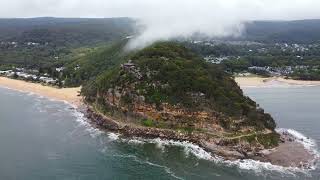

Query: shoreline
left=0, top=77, right=82, bottom=107
left=235, top=76, right=320, bottom=87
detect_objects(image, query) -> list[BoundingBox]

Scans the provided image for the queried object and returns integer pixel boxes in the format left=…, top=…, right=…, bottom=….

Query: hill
left=242, top=19, right=320, bottom=43
left=82, top=42, right=279, bottom=159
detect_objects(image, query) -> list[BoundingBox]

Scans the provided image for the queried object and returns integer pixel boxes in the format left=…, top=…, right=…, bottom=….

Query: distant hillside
left=243, top=19, right=320, bottom=43
left=2, top=17, right=320, bottom=46
left=2, top=18, right=320, bottom=46
left=0, top=17, right=135, bottom=47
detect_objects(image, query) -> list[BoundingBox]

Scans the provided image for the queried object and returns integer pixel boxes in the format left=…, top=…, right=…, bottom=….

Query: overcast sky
left=1, top=0, right=319, bottom=48
left=1, top=0, right=319, bottom=20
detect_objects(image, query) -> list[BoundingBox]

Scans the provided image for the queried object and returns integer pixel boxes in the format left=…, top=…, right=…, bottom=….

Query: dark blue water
left=0, top=86, right=319, bottom=180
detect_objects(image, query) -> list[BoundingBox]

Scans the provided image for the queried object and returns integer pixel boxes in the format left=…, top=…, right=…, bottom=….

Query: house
left=39, top=77, right=57, bottom=84
left=16, top=72, right=38, bottom=80
left=121, top=60, right=143, bottom=79
left=0, top=70, right=9, bottom=75
left=74, top=65, right=80, bottom=71
left=15, top=68, right=24, bottom=72
left=0, top=70, right=13, bottom=76
left=121, top=60, right=135, bottom=68
left=56, top=67, right=65, bottom=72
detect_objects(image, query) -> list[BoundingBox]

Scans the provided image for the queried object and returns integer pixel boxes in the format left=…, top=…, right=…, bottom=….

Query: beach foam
left=107, top=132, right=121, bottom=141
left=69, top=107, right=104, bottom=138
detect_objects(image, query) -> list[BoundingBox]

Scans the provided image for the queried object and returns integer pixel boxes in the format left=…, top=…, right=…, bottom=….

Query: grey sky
left=1, top=0, right=319, bottom=20
left=1, top=0, right=319, bottom=48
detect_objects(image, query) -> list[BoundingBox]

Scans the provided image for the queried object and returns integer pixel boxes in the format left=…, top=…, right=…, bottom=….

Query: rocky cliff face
left=101, top=68, right=224, bottom=132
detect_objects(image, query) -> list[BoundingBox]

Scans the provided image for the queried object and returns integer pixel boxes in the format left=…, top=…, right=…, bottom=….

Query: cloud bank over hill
left=1, top=0, right=320, bottom=49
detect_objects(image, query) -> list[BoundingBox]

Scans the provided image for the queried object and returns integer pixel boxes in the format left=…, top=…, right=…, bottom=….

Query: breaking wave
left=70, top=108, right=104, bottom=138
left=107, top=132, right=121, bottom=141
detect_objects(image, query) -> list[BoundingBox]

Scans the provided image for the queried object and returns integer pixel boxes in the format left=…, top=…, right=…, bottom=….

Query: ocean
left=0, top=85, right=319, bottom=180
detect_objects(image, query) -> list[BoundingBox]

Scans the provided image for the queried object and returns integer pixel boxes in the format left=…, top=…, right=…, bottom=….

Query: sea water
left=0, top=85, right=319, bottom=180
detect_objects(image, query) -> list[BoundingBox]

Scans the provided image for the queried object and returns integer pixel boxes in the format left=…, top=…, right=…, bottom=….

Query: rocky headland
left=80, top=42, right=316, bottom=168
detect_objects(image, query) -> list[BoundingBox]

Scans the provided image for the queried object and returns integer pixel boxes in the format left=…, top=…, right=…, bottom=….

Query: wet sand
left=0, top=77, right=82, bottom=107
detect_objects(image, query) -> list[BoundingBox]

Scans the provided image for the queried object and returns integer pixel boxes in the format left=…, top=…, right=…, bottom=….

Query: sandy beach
left=235, top=76, right=320, bottom=87
left=0, top=77, right=82, bottom=107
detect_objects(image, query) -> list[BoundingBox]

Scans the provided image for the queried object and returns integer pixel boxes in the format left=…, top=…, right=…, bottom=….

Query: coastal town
left=0, top=67, right=64, bottom=85
left=186, top=40, right=320, bottom=80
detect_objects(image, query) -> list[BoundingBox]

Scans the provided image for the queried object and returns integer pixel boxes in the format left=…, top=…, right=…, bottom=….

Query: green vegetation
left=141, top=119, right=154, bottom=127
left=243, top=20, right=320, bottom=44
left=241, top=132, right=280, bottom=148
left=291, top=68, right=320, bottom=80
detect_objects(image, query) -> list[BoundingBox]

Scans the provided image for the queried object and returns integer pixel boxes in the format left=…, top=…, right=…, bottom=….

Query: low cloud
left=124, top=0, right=320, bottom=49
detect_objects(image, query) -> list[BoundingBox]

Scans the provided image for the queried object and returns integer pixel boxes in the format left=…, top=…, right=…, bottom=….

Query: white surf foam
left=107, top=132, right=120, bottom=141
left=69, top=107, right=104, bottom=138
left=150, top=138, right=215, bottom=161
left=127, top=138, right=146, bottom=145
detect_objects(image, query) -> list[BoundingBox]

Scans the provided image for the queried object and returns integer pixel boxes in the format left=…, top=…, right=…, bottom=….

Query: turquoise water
left=0, top=86, right=319, bottom=180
